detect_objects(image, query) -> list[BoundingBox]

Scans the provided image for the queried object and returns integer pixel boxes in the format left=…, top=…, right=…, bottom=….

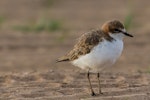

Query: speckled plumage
left=57, top=29, right=113, bottom=62
left=57, top=20, right=124, bottom=63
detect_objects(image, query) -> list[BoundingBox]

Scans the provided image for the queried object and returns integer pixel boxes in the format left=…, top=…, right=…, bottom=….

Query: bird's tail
left=56, top=56, right=69, bottom=62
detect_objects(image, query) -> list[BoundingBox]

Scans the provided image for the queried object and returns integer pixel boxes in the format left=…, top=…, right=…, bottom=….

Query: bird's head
left=101, top=20, right=133, bottom=39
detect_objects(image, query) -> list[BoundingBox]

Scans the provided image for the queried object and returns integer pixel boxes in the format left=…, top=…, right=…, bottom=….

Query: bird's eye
left=114, top=29, right=120, bottom=33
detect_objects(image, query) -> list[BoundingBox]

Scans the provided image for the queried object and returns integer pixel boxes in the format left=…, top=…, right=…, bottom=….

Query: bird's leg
left=97, top=72, right=103, bottom=94
left=87, top=70, right=96, bottom=96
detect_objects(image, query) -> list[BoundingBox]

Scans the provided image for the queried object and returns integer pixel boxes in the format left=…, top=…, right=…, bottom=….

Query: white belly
left=72, top=39, right=123, bottom=72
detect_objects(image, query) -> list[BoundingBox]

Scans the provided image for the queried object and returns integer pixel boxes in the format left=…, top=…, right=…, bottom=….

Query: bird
left=57, top=20, right=133, bottom=96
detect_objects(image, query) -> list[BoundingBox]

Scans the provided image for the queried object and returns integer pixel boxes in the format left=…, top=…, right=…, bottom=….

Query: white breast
left=72, top=39, right=123, bottom=72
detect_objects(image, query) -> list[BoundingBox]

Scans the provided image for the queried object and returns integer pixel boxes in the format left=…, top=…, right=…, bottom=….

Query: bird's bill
left=119, top=29, right=133, bottom=37
left=122, top=32, right=133, bottom=37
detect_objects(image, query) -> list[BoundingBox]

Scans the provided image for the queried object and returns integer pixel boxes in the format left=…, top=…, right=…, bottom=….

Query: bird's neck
left=109, top=32, right=124, bottom=40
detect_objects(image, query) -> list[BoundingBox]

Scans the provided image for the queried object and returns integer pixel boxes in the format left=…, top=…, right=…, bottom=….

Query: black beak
left=119, top=30, right=133, bottom=37
left=122, top=32, right=133, bottom=37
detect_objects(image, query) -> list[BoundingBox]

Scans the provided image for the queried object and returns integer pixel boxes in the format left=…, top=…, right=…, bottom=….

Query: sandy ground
left=1, top=71, right=150, bottom=100
left=0, top=0, right=150, bottom=99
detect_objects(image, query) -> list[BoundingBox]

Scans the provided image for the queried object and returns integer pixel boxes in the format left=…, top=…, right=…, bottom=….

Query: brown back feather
left=57, top=29, right=113, bottom=62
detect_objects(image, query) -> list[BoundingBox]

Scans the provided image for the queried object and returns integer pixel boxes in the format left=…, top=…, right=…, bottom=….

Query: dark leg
left=87, top=70, right=96, bottom=96
left=97, top=72, right=103, bottom=94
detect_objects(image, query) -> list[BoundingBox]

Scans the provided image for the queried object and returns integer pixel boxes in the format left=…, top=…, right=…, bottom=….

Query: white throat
left=109, top=32, right=124, bottom=40
left=109, top=29, right=126, bottom=40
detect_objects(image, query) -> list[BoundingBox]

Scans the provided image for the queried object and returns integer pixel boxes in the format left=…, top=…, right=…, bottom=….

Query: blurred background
left=0, top=0, right=149, bottom=74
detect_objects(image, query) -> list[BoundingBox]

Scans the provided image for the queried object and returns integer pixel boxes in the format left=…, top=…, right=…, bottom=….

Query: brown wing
left=57, top=29, right=104, bottom=62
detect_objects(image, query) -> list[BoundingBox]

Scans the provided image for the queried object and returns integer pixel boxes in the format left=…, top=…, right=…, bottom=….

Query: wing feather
left=57, top=29, right=104, bottom=62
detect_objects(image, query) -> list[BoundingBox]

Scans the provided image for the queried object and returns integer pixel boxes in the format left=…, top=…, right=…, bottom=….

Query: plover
left=57, top=20, right=133, bottom=96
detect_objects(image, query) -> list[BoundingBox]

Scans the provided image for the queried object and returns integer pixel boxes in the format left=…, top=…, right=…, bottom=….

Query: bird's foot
left=91, top=91, right=96, bottom=96
left=99, top=92, right=103, bottom=95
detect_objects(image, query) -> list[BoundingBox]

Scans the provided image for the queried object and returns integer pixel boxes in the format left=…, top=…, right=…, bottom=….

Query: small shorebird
left=57, top=20, right=133, bottom=96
